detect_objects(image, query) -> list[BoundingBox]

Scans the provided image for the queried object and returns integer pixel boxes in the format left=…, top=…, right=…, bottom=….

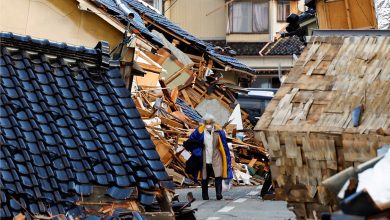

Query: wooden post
left=181, top=89, right=194, bottom=108
left=165, top=66, right=188, bottom=84
left=159, top=79, right=179, bottom=112
left=344, top=0, right=352, bottom=29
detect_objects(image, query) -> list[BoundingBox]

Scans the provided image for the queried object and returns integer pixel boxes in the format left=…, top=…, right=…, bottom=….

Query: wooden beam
left=137, top=108, right=152, bottom=118
left=165, top=66, right=189, bottom=84
left=181, top=89, right=194, bottom=108
left=159, top=79, right=179, bottom=112
left=156, top=48, right=171, bottom=65
left=137, top=62, right=161, bottom=73
left=170, top=87, right=179, bottom=103
left=135, top=96, right=145, bottom=109
left=160, top=116, right=183, bottom=128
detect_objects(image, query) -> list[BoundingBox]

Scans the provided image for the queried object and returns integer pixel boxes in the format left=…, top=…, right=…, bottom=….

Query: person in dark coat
left=184, top=114, right=233, bottom=200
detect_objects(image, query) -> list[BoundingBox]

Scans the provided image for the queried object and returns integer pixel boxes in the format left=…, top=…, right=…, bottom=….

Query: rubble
left=321, top=147, right=390, bottom=218
left=255, top=30, right=390, bottom=219
left=84, top=0, right=270, bottom=189
left=0, top=0, right=271, bottom=219
left=132, top=79, right=269, bottom=187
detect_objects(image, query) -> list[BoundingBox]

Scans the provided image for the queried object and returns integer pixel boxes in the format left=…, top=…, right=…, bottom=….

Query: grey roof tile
left=0, top=32, right=173, bottom=218
left=90, top=0, right=255, bottom=74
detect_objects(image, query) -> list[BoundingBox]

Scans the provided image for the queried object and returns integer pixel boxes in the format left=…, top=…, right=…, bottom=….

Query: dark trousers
left=202, top=164, right=223, bottom=200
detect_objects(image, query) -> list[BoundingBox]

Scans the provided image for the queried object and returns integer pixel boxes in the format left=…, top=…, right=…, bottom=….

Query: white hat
left=202, top=113, right=215, bottom=123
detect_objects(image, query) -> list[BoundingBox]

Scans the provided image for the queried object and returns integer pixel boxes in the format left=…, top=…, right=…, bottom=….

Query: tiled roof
left=298, top=8, right=316, bottom=23
left=0, top=32, right=173, bottom=218
left=176, top=98, right=202, bottom=123
left=206, top=41, right=267, bottom=56
left=90, top=0, right=256, bottom=75
left=92, top=0, right=164, bottom=47
left=262, top=36, right=305, bottom=56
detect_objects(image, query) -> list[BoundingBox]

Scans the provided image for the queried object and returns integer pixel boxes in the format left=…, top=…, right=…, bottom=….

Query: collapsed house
left=86, top=0, right=256, bottom=128
left=0, top=2, right=270, bottom=219
left=0, top=32, right=175, bottom=219
left=79, top=0, right=269, bottom=185
left=255, top=30, right=390, bottom=219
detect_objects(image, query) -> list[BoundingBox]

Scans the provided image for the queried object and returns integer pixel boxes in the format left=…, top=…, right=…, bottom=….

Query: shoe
left=202, top=179, right=209, bottom=200
left=215, top=177, right=223, bottom=200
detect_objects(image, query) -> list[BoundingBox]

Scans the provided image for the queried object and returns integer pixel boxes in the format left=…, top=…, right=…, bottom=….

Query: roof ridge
left=0, top=32, right=113, bottom=78
left=0, top=32, right=101, bottom=62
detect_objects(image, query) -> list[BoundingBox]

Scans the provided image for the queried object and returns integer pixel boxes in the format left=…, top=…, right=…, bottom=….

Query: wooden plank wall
left=316, top=0, right=377, bottom=29
left=256, top=35, right=390, bottom=219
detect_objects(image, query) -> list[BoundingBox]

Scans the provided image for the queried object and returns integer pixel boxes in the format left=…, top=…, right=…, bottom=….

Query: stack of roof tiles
left=0, top=32, right=174, bottom=218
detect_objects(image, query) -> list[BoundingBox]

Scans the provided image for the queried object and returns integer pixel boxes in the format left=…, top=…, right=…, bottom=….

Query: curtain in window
left=253, top=1, right=269, bottom=32
left=277, top=2, right=290, bottom=21
left=228, top=0, right=269, bottom=33
left=230, top=1, right=252, bottom=33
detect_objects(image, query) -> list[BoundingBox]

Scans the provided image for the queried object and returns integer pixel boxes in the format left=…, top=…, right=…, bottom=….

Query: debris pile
left=85, top=0, right=272, bottom=188
left=132, top=79, right=269, bottom=187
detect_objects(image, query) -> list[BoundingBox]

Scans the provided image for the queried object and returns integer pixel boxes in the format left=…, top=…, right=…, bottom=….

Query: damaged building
left=0, top=0, right=270, bottom=218
left=255, top=30, right=390, bottom=219
left=0, top=32, right=175, bottom=219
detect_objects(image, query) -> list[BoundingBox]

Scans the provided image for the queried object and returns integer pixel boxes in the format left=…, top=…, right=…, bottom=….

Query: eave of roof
left=312, top=29, right=390, bottom=37
left=89, top=0, right=164, bottom=47
left=89, top=0, right=256, bottom=75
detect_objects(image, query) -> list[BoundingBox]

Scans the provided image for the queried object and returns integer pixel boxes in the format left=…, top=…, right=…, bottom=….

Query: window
left=144, top=0, right=163, bottom=13
left=251, top=77, right=281, bottom=88
left=228, top=0, right=269, bottom=33
left=277, top=0, right=290, bottom=22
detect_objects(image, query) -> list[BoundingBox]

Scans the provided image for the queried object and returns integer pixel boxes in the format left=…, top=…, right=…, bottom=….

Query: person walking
left=184, top=114, right=233, bottom=200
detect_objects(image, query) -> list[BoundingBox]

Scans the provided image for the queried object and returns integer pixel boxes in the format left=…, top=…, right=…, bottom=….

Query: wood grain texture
left=255, top=35, right=390, bottom=218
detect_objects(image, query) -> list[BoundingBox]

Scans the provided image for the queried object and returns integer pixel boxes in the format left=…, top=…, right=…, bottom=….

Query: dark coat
left=183, top=139, right=204, bottom=178
left=184, top=125, right=233, bottom=180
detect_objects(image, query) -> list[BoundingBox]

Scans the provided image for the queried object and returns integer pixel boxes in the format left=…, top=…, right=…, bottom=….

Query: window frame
left=277, top=0, right=291, bottom=22
left=228, top=0, right=269, bottom=34
left=144, top=0, right=163, bottom=12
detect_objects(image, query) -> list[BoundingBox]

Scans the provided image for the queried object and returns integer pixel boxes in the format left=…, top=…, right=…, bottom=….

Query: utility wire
left=164, top=0, right=179, bottom=14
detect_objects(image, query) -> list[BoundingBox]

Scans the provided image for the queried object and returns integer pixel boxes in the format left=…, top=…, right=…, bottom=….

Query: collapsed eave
left=78, top=0, right=163, bottom=49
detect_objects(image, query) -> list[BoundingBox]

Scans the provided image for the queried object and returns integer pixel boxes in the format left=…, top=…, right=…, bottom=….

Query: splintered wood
left=133, top=81, right=268, bottom=187
left=255, top=35, right=390, bottom=219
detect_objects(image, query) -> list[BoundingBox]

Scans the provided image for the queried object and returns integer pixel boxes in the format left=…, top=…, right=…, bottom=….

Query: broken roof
left=254, top=30, right=390, bottom=218
left=89, top=0, right=256, bottom=75
left=0, top=32, right=174, bottom=218
left=256, top=30, right=390, bottom=134
left=91, top=0, right=164, bottom=47
left=261, top=36, right=305, bottom=56
left=206, top=41, right=267, bottom=56
left=176, top=98, right=202, bottom=123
